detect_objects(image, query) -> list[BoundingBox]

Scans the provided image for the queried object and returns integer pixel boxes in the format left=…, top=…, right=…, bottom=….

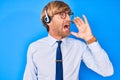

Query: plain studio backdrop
left=0, top=0, right=120, bottom=80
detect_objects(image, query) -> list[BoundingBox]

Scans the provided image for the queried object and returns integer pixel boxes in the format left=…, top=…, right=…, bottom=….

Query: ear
left=44, top=15, right=51, bottom=23
left=44, top=9, right=51, bottom=23
left=47, top=20, right=52, bottom=26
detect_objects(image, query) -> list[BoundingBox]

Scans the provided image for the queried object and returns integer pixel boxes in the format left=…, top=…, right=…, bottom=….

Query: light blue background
left=0, top=0, right=120, bottom=80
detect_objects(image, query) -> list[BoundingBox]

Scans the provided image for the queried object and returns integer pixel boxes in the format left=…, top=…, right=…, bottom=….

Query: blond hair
left=41, top=1, right=71, bottom=31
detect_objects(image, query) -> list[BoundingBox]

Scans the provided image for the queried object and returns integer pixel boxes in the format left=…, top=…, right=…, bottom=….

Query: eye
left=59, top=12, right=66, bottom=18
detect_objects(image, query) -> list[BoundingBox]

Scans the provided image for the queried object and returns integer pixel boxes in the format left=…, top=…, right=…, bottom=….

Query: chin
left=62, top=31, right=70, bottom=38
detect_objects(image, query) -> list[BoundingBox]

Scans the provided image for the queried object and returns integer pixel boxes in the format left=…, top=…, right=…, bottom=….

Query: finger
left=82, top=14, right=88, bottom=24
left=76, top=17, right=84, bottom=24
left=74, top=17, right=83, bottom=25
left=73, top=17, right=84, bottom=28
left=71, top=32, right=84, bottom=38
left=73, top=17, right=80, bottom=25
left=73, top=17, right=81, bottom=29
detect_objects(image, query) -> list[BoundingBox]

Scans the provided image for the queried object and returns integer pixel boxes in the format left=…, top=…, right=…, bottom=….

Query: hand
left=71, top=15, right=94, bottom=41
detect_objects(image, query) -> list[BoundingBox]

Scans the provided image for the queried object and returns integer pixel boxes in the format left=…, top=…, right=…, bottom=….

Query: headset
left=44, top=8, right=51, bottom=23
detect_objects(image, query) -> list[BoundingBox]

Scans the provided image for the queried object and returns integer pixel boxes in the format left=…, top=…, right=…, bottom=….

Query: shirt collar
left=47, top=34, right=68, bottom=46
left=47, top=34, right=57, bottom=46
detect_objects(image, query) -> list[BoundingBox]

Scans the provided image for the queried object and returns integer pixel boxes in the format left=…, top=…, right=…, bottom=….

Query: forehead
left=45, top=1, right=71, bottom=16
left=54, top=7, right=71, bottom=14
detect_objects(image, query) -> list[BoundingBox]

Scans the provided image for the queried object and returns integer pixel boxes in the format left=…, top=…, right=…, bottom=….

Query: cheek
left=53, top=21, right=63, bottom=28
left=51, top=17, right=64, bottom=29
left=53, top=16, right=63, bottom=24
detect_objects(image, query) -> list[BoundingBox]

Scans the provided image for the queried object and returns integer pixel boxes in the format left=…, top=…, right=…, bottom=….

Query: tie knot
left=56, top=41, right=62, bottom=45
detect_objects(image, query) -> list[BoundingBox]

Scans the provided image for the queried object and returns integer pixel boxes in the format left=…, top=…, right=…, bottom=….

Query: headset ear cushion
left=44, top=15, right=51, bottom=23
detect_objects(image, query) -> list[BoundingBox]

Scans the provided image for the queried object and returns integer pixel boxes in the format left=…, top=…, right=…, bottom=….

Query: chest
left=32, top=44, right=83, bottom=79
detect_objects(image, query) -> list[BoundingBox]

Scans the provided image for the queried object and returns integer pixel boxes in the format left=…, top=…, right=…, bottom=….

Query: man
left=23, top=1, right=114, bottom=80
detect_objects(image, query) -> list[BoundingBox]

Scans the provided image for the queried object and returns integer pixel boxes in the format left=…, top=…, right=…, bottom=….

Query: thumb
left=71, top=32, right=78, bottom=37
left=71, top=32, right=84, bottom=39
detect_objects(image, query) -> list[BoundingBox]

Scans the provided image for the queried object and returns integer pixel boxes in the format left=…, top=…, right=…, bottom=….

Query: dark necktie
left=55, top=41, right=63, bottom=80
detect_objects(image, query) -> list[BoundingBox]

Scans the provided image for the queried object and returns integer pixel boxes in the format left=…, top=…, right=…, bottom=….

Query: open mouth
left=63, top=24, right=70, bottom=31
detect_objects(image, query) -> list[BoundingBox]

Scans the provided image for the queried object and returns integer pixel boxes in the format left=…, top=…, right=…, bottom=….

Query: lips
left=63, top=24, right=70, bottom=30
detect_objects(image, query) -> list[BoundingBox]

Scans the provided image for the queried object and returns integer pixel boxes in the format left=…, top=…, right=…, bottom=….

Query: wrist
left=84, top=35, right=94, bottom=41
left=86, top=36, right=97, bottom=44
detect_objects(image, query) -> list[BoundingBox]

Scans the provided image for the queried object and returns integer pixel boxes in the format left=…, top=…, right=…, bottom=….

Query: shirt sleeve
left=82, top=41, right=114, bottom=77
left=23, top=44, right=38, bottom=80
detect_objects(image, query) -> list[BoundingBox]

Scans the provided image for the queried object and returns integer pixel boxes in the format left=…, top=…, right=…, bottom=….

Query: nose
left=66, top=14, right=70, bottom=21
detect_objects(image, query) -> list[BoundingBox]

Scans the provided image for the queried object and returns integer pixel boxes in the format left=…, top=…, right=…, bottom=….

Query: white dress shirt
left=23, top=35, right=114, bottom=80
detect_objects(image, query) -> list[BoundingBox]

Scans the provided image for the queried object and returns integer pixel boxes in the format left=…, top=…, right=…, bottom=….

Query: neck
left=49, top=32, right=63, bottom=40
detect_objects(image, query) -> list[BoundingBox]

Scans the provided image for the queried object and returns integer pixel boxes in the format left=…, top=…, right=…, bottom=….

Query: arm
left=23, top=44, right=38, bottom=80
left=82, top=41, right=114, bottom=77
left=71, top=15, right=114, bottom=77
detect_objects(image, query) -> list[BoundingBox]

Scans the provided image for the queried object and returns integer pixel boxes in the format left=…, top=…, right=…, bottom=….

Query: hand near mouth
left=71, top=15, right=94, bottom=42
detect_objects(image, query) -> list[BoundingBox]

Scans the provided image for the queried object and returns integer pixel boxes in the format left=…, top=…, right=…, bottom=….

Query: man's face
left=49, top=11, right=71, bottom=39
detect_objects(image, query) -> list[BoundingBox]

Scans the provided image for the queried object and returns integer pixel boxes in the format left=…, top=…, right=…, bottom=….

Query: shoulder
left=28, top=36, right=49, bottom=50
left=26, top=36, right=50, bottom=57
